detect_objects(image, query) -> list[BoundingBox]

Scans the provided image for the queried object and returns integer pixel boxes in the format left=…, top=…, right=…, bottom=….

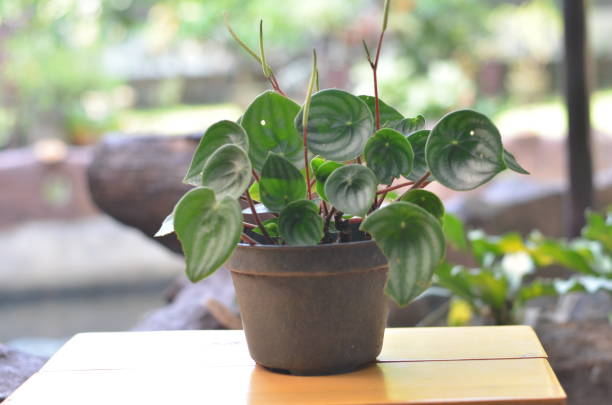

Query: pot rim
left=235, top=239, right=377, bottom=251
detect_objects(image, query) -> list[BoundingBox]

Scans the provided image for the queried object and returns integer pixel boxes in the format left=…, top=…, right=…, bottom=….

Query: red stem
left=243, top=222, right=257, bottom=229
left=245, top=189, right=274, bottom=244
left=251, top=170, right=260, bottom=183
left=376, top=181, right=415, bottom=195
left=241, top=233, right=258, bottom=245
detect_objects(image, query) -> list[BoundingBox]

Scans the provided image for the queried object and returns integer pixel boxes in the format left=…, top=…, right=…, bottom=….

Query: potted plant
left=156, top=0, right=528, bottom=375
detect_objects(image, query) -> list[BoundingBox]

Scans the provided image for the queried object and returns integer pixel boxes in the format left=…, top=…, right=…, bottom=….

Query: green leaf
left=296, top=89, right=373, bottom=161
left=405, top=130, right=430, bottom=182
left=310, top=156, right=325, bottom=173
left=174, top=187, right=242, bottom=282
left=361, top=201, right=446, bottom=306
left=392, top=115, right=425, bottom=136
left=242, top=91, right=303, bottom=171
left=248, top=181, right=261, bottom=202
left=358, top=95, right=403, bottom=126
left=279, top=200, right=324, bottom=245
left=582, top=210, right=612, bottom=254
left=184, top=120, right=249, bottom=186
left=442, top=213, right=468, bottom=252
left=252, top=218, right=279, bottom=238
left=503, top=149, right=529, bottom=175
left=426, top=110, right=505, bottom=191
left=314, top=160, right=343, bottom=201
left=260, top=153, right=306, bottom=212
left=201, top=144, right=252, bottom=199
left=364, top=128, right=414, bottom=184
left=530, top=240, right=597, bottom=275
left=400, top=189, right=444, bottom=221
left=155, top=212, right=175, bottom=237
left=325, top=164, right=377, bottom=217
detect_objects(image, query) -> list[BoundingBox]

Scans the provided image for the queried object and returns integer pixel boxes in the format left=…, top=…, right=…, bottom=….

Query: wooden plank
left=7, top=359, right=565, bottom=405
left=41, top=326, right=546, bottom=372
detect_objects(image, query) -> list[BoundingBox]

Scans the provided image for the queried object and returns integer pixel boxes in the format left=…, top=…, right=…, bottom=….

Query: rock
left=0, top=345, right=48, bottom=402
left=132, top=268, right=237, bottom=331
left=538, top=321, right=612, bottom=405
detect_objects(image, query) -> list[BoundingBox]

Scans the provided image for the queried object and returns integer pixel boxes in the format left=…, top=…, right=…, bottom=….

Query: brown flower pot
left=226, top=240, right=389, bottom=375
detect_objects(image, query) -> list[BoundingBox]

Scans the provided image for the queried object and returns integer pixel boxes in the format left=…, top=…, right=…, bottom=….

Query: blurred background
left=1, top=0, right=611, bottom=402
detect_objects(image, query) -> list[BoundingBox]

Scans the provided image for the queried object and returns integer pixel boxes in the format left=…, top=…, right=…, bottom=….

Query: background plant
left=157, top=0, right=528, bottom=307
left=438, top=209, right=612, bottom=325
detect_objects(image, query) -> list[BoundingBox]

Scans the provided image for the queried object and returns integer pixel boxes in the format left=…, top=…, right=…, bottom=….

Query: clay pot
left=226, top=240, right=389, bottom=375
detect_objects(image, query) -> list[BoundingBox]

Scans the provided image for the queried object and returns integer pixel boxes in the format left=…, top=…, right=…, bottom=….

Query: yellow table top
left=6, top=326, right=566, bottom=405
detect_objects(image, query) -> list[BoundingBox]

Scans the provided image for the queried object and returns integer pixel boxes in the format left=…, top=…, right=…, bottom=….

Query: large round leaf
left=174, top=187, right=242, bottom=282
left=392, top=115, right=425, bottom=136
left=364, top=128, right=414, bottom=184
left=426, top=110, right=505, bottom=190
left=324, top=164, right=377, bottom=217
left=296, top=89, right=373, bottom=162
left=201, top=144, right=252, bottom=199
left=358, top=95, right=403, bottom=127
left=260, top=153, right=306, bottom=212
left=184, top=120, right=249, bottom=185
left=400, top=189, right=445, bottom=221
left=503, top=149, right=529, bottom=175
left=406, top=130, right=430, bottom=181
left=279, top=200, right=324, bottom=246
left=242, top=91, right=303, bottom=171
left=360, top=201, right=446, bottom=306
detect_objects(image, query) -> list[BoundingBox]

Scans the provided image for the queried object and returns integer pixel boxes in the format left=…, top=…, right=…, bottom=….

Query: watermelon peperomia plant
left=156, top=0, right=529, bottom=306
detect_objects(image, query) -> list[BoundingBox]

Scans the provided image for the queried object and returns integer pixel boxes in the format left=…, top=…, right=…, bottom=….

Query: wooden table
left=5, top=326, right=565, bottom=404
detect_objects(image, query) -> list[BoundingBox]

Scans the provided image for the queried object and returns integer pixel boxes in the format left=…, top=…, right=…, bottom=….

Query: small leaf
left=184, top=120, right=249, bottom=186
left=174, top=187, right=242, bottom=282
left=296, top=89, right=373, bottom=162
left=155, top=212, right=175, bottom=237
left=361, top=201, right=446, bottom=306
left=242, top=91, right=303, bottom=171
left=392, top=115, right=425, bottom=136
left=406, top=130, right=431, bottom=182
left=426, top=110, right=505, bottom=191
left=310, top=156, right=325, bottom=173
left=442, top=213, right=468, bottom=252
left=260, top=153, right=306, bottom=212
left=279, top=200, right=324, bottom=245
left=358, top=95, right=403, bottom=126
left=325, top=164, right=377, bottom=217
left=252, top=218, right=279, bottom=238
left=365, top=128, right=414, bottom=184
left=248, top=181, right=261, bottom=202
left=400, top=189, right=444, bottom=221
left=201, top=144, right=252, bottom=199
left=314, top=160, right=343, bottom=201
left=503, top=149, right=530, bottom=175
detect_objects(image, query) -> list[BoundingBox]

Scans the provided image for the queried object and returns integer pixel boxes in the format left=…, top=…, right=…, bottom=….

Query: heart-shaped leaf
left=358, top=95, right=403, bottom=126
left=426, top=110, right=505, bottom=191
left=260, top=153, right=306, bottom=212
left=242, top=91, right=303, bottom=171
left=392, top=115, right=425, bottom=135
left=279, top=200, right=324, bottom=246
left=400, top=189, right=444, bottom=221
left=296, top=89, right=373, bottom=162
left=503, top=149, right=529, bottom=175
left=361, top=201, right=446, bottom=306
left=174, top=187, right=242, bottom=282
left=252, top=217, right=279, bottom=238
left=325, top=164, right=377, bottom=217
left=184, top=120, right=249, bottom=185
left=364, top=128, right=414, bottom=184
left=201, top=144, right=252, bottom=199
left=406, top=130, right=430, bottom=181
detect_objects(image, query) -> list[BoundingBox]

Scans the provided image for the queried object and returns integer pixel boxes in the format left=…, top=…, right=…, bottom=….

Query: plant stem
left=245, top=189, right=274, bottom=244
left=241, top=233, right=258, bottom=245
left=396, top=171, right=431, bottom=201
left=321, top=200, right=329, bottom=217
left=242, top=222, right=257, bottom=229
left=302, top=49, right=318, bottom=200
left=251, top=169, right=260, bottom=183
left=323, top=207, right=336, bottom=237
left=376, top=181, right=415, bottom=195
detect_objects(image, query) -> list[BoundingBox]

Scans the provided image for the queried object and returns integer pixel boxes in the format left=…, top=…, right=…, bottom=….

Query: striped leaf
left=503, top=149, right=529, bottom=175
left=325, top=164, right=377, bottom=217
left=279, top=200, right=324, bottom=245
left=201, top=144, right=252, bottom=199
left=406, top=130, right=430, bottom=181
left=184, top=120, right=249, bottom=186
left=400, top=189, right=445, bottom=221
left=296, top=89, right=373, bottom=161
left=242, top=91, right=303, bottom=171
left=358, top=95, right=403, bottom=127
left=426, top=110, right=505, bottom=190
left=260, top=153, right=306, bottom=212
left=361, top=202, right=446, bottom=306
left=392, top=115, right=425, bottom=136
left=174, top=187, right=242, bottom=282
left=365, top=128, right=414, bottom=184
